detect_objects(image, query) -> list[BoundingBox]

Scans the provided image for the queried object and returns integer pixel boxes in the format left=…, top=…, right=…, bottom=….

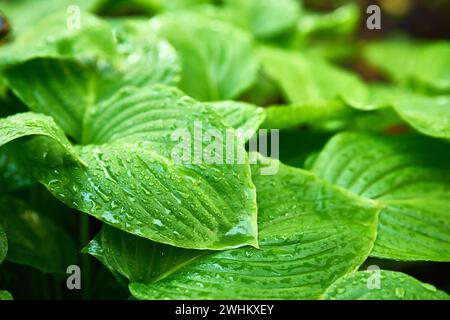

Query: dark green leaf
left=0, top=196, right=77, bottom=273
left=83, top=225, right=205, bottom=283
left=0, top=224, right=6, bottom=265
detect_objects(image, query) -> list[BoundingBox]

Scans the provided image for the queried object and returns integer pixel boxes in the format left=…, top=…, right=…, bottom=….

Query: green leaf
left=312, top=132, right=450, bottom=261
left=262, top=100, right=352, bottom=130
left=392, top=94, right=450, bottom=139
left=150, top=13, right=259, bottom=101
left=209, top=101, right=266, bottom=141
left=224, top=0, right=301, bottom=38
left=83, top=225, right=205, bottom=283
left=364, top=39, right=450, bottom=93
left=259, top=46, right=391, bottom=111
left=0, top=12, right=117, bottom=69
left=0, top=143, right=35, bottom=192
left=24, top=86, right=258, bottom=250
left=296, top=3, right=360, bottom=39
left=128, top=155, right=380, bottom=299
left=0, top=112, right=81, bottom=164
left=97, top=0, right=209, bottom=14
left=0, top=224, right=7, bottom=265
left=4, top=22, right=180, bottom=141
left=0, top=290, right=13, bottom=300
left=0, top=196, right=77, bottom=273
left=324, top=270, right=450, bottom=300
left=0, top=0, right=102, bottom=34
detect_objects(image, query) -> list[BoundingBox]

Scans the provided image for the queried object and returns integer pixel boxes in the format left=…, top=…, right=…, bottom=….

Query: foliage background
left=0, top=0, right=449, bottom=299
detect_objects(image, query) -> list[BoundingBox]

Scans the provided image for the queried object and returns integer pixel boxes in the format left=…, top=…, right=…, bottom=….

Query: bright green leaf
left=324, top=270, right=450, bottom=300
left=296, top=3, right=360, bottom=39
left=0, top=12, right=117, bottom=69
left=0, top=0, right=102, bottom=34
left=128, top=155, right=380, bottom=299
left=4, top=22, right=180, bottom=141
left=224, top=0, right=301, bottom=38
left=364, top=39, right=450, bottom=93
left=0, top=290, right=13, bottom=300
left=150, top=13, right=259, bottom=101
left=313, top=132, right=450, bottom=261
left=23, top=86, right=258, bottom=250
left=0, top=112, right=81, bottom=164
left=209, top=101, right=266, bottom=141
left=259, top=46, right=391, bottom=111
left=392, top=94, right=450, bottom=139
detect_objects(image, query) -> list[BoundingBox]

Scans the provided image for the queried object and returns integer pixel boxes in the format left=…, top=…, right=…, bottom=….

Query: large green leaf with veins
left=4, top=21, right=180, bottom=142
left=124, top=155, right=380, bottom=299
left=83, top=225, right=205, bottom=284
left=0, top=12, right=117, bottom=69
left=209, top=101, right=266, bottom=141
left=0, top=196, right=77, bottom=273
left=0, top=112, right=81, bottom=163
left=150, top=13, right=259, bottom=101
left=0, top=86, right=258, bottom=250
left=324, top=270, right=450, bottom=300
left=312, top=132, right=450, bottom=261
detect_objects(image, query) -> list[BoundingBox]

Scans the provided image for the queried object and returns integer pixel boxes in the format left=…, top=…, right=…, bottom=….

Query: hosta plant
left=0, top=0, right=449, bottom=300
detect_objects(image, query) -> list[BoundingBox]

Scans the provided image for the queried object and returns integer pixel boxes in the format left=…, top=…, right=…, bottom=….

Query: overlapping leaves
left=0, top=0, right=449, bottom=301
left=312, top=133, right=450, bottom=261
left=0, top=86, right=258, bottom=250
left=89, top=154, right=381, bottom=299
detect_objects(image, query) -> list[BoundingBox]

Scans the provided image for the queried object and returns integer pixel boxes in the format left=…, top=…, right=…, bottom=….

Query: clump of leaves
left=0, top=0, right=449, bottom=300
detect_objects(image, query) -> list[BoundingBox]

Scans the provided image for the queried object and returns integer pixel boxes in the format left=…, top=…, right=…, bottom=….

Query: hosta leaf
left=364, top=39, right=450, bottom=93
left=296, top=3, right=360, bottom=39
left=324, top=270, right=450, bottom=300
left=150, top=13, right=259, bottom=101
left=392, top=94, right=450, bottom=139
left=259, top=46, right=391, bottom=111
left=262, top=100, right=352, bottom=130
left=24, top=86, right=257, bottom=250
left=4, top=23, right=180, bottom=141
left=83, top=225, right=204, bottom=283
left=128, top=155, right=380, bottom=299
left=0, top=0, right=102, bottom=33
left=312, top=132, right=450, bottom=261
left=0, top=112, right=81, bottom=164
left=209, top=101, right=266, bottom=141
left=0, top=290, right=13, bottom=300
left=0, top=12, right=117, bottom=69
left=0, top=224, right=6, bottom=265
left=224, top=0, right=301, bottom=38
left=0, top=196, right=77, bottom=273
